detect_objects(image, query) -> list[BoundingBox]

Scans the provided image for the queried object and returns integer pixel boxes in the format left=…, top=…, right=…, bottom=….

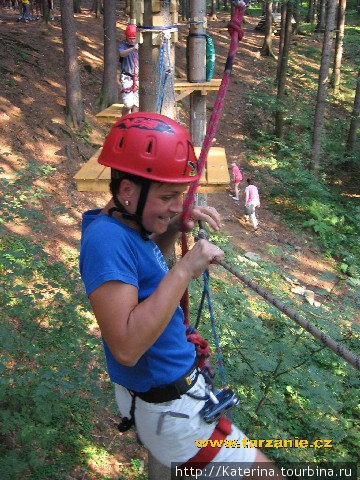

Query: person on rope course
left=245, top=178, right=261, bottom=231
left=119, top=24, right=139, bottom=115
left=230, top=161, right=243, bottom=201
left=80, top=112, right=285, bottom=477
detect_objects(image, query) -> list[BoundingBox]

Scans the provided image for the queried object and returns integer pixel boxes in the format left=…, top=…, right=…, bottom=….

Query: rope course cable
left=137, top=25, right=178, bottom=33
left=214, top=257, right=360, bottom=371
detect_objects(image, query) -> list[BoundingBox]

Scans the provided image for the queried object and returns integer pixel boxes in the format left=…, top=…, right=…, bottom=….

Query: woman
left=80, top=112, right=280, bottom=476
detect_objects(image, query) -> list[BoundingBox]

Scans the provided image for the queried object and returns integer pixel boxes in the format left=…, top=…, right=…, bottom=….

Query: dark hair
left=109, top=168, right=146, bottom=198
left=246, top=178, right=253, bottom=185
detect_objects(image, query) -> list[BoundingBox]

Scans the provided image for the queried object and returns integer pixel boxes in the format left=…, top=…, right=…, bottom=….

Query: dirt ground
left=0, top=2, right=341, bottom=296
left=0, top=2, right=349, bottom=476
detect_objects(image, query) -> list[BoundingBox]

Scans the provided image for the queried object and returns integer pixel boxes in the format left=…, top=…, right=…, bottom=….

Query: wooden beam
left=74, top=147, right=230, bottom=193
left=95, top=103, right=124, bottom=125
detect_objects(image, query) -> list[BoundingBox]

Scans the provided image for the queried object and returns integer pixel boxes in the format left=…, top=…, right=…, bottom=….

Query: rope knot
left=186, top=329, right=211, bottom=370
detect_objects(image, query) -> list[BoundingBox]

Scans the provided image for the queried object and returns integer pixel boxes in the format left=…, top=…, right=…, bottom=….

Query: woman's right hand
left=182, top=239, right=224, bottom=278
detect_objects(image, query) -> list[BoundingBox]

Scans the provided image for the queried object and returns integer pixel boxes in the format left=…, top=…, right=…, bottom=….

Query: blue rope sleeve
left=203, top=269, right=227, bottom=388
left=155, top=40, right=166, bottom=113
left=137, top=25, right=178, bottom=30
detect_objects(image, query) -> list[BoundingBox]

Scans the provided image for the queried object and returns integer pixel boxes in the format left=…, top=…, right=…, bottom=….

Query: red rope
left=181, top=4, right=246, bottom=325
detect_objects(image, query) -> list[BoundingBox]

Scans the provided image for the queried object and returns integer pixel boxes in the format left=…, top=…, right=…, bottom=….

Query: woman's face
left=126, top=36, right=136, bottom=45
left=141, top=183, right=189, bottom=234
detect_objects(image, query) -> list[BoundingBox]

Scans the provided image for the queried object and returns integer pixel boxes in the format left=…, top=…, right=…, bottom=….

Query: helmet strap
left=109, top=181, right=152, bottom=241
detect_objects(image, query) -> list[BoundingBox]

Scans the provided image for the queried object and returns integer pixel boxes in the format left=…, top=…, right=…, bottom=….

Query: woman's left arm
left=150, top=205, right=221, bottom=256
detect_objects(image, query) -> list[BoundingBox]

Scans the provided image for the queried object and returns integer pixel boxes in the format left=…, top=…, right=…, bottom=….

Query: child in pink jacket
left=230, top=161, right=243, bottom=201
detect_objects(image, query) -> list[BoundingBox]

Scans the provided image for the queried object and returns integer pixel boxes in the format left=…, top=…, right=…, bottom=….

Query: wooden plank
left=95, top=104, right=124, bottom=125
left=207, top=152, right=229, bottom=184
left=74, top=147, right=229, bottom=193
left=151, top=0, right=161, bottom=12
left=73, top=148, right=102, bottom=179
left=174, top=79, right=221, bottom=100
left=174, top=79, right=221, bottom=90
left=73, top=148, right=107, bottom=192
left=194, top=147, right=229, bottom=186
left=175, top=88, right=195, bottom=102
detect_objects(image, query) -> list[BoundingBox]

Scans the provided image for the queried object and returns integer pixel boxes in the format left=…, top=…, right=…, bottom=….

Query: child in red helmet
left=119, top=24, right=139, bottom=115
left=80, top=113, right=285, bottom=478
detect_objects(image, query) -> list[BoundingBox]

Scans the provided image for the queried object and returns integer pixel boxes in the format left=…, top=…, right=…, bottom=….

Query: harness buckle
left=200, top=388, right=239, bottom=424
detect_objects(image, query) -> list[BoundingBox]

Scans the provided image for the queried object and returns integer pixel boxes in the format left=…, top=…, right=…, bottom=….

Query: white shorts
left=120, top=73, right=139, bottom=109
left=115, top=374, right=256, bottom=470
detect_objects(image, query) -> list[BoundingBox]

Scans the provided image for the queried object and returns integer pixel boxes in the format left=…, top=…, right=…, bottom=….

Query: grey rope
left=214, top=257, right=360, bottom=371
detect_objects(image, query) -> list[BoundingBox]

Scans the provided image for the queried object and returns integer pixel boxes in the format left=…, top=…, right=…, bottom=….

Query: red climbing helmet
left=98, top=112, right=199, bottom=183
left=125, top=24, right=137, bottom=39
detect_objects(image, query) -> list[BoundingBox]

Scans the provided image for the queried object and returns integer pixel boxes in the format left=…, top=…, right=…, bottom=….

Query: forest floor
left=0, top=2, right=358, bottom=479
left=0, top=3, right=343, bottom=295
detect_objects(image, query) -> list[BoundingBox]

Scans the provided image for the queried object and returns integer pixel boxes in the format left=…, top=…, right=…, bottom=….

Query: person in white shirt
left=245, top=178, right=260, bottom=230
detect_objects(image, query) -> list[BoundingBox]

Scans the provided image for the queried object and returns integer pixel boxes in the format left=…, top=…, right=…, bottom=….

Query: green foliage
left=14, top=45, right=28, bottom=62
left=242, top=23, right=360, bottom=274
left=0, top=233, right=109, bottom=479
left=189, top=233, right=360, bottom=464
left=0, top=161, right=115, bottom=479
left=344, top=26, right=360, bottom=65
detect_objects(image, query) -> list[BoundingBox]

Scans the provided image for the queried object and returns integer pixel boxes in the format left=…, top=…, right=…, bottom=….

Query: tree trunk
left=129, top=0, right=135, bottom=21
left=277, top=2, right=287, bottom=81
left=307, top=0, right=315, bottom=22
left=181, top=0, right=186, bottom=20
left=332, top=0, right=346, bottom=95
left=98, top=0, right=118, bottom=110
left=60, top=0, right=84, bottom=129
left=293, top=0, right=300, bottom=34
left=309, top=0, right=318, bottom=22
left=275, top=2, right=293, bottom=138
left=210, top=0, right=217, bottom=19
left=139, top=0, right=175, bottom=118
left=315, top=0, right=327, bottom=32
left=346, top=68, right=360, bottom=152
left=260, top=1, right=276, bottom=59
left=311, top=0, right=338, bottom=173
left=189, top=0, right=207, bottom=145
left=73, top=0, right=81, bottom=14
left=42, top=0, right=49, bottom=23
left=90, top=0, right=101, bottom=17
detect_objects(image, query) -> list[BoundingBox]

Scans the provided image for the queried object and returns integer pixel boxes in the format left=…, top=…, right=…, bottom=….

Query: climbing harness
left=118, top=360, right=200, bottom=432
left=178, top=416, right=232, bottom=472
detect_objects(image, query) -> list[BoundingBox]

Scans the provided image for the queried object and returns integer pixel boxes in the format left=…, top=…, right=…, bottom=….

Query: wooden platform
left=94, top=80, right=222, bottom=125
left=174, top=79, right=221, bottom=101
left=95, top=104, right=124, bottom=125
left=74, top=146, right=229, bottom=193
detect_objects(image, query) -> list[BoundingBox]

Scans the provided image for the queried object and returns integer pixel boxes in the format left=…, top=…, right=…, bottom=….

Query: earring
left=124, top=200, right=129, bottom=206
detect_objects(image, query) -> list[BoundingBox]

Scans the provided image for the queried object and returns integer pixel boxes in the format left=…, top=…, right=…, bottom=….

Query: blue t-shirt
left=79, top=209, right=195, bottom=392
left=119, top=40, right=139, bottom=76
